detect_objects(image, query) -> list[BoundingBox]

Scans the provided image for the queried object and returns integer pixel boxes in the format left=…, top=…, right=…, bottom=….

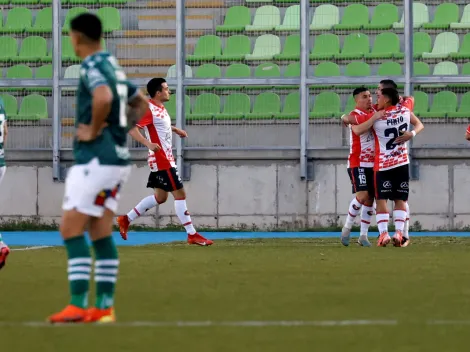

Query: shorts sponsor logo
left=383, top=181, right=392, bottom=189
left=400, top=182, right=409, bottom=189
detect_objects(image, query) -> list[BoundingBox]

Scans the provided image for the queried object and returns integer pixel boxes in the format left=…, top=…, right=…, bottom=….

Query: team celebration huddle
left=341, top=80, right=424, bottom=248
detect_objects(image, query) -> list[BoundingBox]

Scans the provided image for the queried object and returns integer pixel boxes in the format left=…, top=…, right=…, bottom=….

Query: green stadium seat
left=187, top=35, right=222, bottom=62
left=12, top=36, right=47, bottom=63
left=448, top=92, right=470, bottom=118
left=450, top=4, right=470, bottom=29
left=343, top=95, right=356, bottom=114
left=275, top=5, right=300, bottom=31
left=284, top=62, right=300, bottom=77
left=251, top=62, right=280, bottom=89
left=411, top=32, right=432, bottom=59
left=69, top=0, right=96, bottom=5
left=246, top=92, right=280, bottom=119
left=449, top=62, right=470, bottom=88
left=423, top=3, right=459, bottom=29
left=334, top=4, right=369, bottom=30
left=378, top=61, right=402, bottom=76
left=245, top=34, right=281, bottom=61
left=97, top=7, right=121, bottom=32
left=422, top=32, right=459, bottom=59
left=310, top=4, right=339, bottom=30
left=413, top=62, right=430, bottom=75
left=27, top=7, right=52, bottom=34
left=245, top=6, right=280, bottom=32
left=393, top=2, right=429, bottom=29
left=64, top=64, right=80, bottom=79
left=450, top=33, right=470, bottom=59
left=336, top=33, right=369, bottom=60
left=216, top=93, right=250, bottom=120
left=276, top=92, right=299, bottom=119
left=310, top=91, right=340, bottom=118
left=225, top=63, right=250, bottom=78
left=14, top=94, right=48, bottom=120
left=188, top=63, right=220, bottom=90
left=345, top=61, right=370, bottom=76
left=463, top=62, right=470, bottom=75
left=413, top=91, right=428, bottom=116
left=0, top=0, right=8, bottom=4
left=310, top=33, right=339, bottom=60
left=6, top=64, right=32, bottom=79
left=189, top=93, right=219, bottom=120
left=420, top=91, right=457, bottom=118
left=273, top=34, right=299, bottom=60
left=63, top=7, right=89, bottom=33
left=364, top=3, right=398, bottom=30
left=421, top=61, right=458, bottom=89
left=40, top=0, right=68, bottom=4
left=61, top=36, right=80, bottom=61
left=314, top=62, right=340, bottom=77
left=216, top=6, right=251, bottom=32
left=215, top=35, right=250, bottom=61
left=0, top=36, right=17, bottom=62
left=164, top=95, right=190, bottom=119
left=0, top=94, right=18, bottom=118
left=29, top=64, right=53, bottom=92
left=364, top=33, right=400, bottom=59
left=166, top=64, right=193, bottom=78
left=98, top=0, right=127, bottom=5
left=0, top=7, right=32, bottom=33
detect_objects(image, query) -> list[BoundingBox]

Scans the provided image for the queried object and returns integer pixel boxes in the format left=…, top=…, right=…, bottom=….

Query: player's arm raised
left=395, top=112, right=424, bottom=144
left=352, top=110, right=384, bottom=136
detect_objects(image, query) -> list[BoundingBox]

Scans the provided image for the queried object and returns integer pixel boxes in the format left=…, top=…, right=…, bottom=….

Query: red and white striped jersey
left=136, top=100, right=176, bottom=172
left=357, top=104, right=412, bottom=171
left=349, top=107, right=376, bottom=168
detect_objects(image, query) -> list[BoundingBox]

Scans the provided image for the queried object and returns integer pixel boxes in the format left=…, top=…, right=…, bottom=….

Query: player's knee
left=356, top=191, right=369, bottom=205
left=154, top=193, right=168, bottom=204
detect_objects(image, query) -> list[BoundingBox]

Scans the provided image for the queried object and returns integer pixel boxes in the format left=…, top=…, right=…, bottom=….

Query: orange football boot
left=0, top=246, right=10, bottom=270
left=48, top=305, right=87, bottom=323
left=187, top=233, right=213, bottom=246
left=117, top=215, right=130, bottom=240
left=83, top=307, right=116, bottom=323
left=392, top=230, right=403, bottom=247
left=377, top=232, right=391, bottom=247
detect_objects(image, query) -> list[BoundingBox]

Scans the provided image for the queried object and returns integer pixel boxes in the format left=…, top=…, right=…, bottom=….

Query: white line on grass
left=0, top=320, right=398, bottom=328
left=11, top=246, right=53, bottom=251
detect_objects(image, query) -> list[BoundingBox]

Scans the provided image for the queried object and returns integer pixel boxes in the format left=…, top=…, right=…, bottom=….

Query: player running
left=117, top=78, right=213, bottom=246
left=48, top=13, right=148, bottom=323
left=340, top=87, right=376, bottom=247
left=0, top=99, right=9, bottom=270
left=352, top=88, right=424, bottom=247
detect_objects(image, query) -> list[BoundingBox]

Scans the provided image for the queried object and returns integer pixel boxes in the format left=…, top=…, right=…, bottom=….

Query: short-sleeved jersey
left=0, top=105, right=7, bottom=167
left=373, top=96, right=414, bottom=112
left=357, top=104, right=411, bottom=171
left=74, top=51, right=138, bottom=166
left=348, top=107, right=376, bottom=168
left=136, top=100, right=176, bottom=172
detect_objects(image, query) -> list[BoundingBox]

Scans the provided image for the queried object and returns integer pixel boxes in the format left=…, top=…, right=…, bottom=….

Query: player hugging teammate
left=341, top=80, right=424, bottom=247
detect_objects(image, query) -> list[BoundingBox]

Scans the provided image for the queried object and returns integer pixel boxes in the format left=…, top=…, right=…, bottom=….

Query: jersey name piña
left=349, top=107, right=375, bottom=168
left=136, top=101, right=176, bottom=172
left=359, top=105, right=412, bottom=171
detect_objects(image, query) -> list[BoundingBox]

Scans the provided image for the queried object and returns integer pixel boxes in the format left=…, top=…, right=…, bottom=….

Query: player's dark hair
left=70, top=13, right=102, bottom=42
left=353, top=87, right=369, bottom=96
left=147, top=78, right=167, bottom=98
left=381, top=88, right=400, bottom=106
left=380, top=79, right=398, bottom=89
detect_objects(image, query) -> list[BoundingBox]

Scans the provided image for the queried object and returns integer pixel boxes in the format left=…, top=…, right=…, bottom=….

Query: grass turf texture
left=2, top=237, right=470, bottom=351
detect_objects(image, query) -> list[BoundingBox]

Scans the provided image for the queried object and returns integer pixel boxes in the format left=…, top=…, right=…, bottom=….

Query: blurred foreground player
left=48, top=13, right=148, bottom=323
left=117, top=78, right=213, bottom=246
left=0, top=99, right=9, bottom=270
left=353, top=88, right=424, bottom=247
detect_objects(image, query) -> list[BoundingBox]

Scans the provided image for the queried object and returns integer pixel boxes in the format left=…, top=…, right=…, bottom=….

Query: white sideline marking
left=0, top=320, right=397, bottom=328
left=11, top=246, right=53, bottom=251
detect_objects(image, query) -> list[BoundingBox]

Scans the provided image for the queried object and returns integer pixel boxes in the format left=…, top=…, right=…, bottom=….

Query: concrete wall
left=0, top=159, right=469, bottom=231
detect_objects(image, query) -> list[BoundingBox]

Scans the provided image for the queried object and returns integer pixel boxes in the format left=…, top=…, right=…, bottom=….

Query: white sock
left=344, top=197, right=363, bottom=229
left=360, top=205, right=374, bottom=234
left=376, top=213, right=389, bottom=234
left=174, top=199, right=196, bottom=235
left=127, top=195, right=158, bottom=222
left=393, top=210, right=407, bottom=233
left=404, top=202, right=410, bottom=239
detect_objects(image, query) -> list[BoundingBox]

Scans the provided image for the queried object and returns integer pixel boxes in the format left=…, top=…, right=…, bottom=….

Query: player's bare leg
left=48, top=210, right=91, bottom=323
left=171, top=188, right=213, bottom=246
left=357, top=198, right=374, bottom=247
left=376, top=200, right=391, bottom=247
left=117, top=190, right=168, bottom=240
left=392, top=200, right=407, bottom=247
left=402, top=201, right=411, bottom=247
left=341, top=192, right=368, bottom=246
left=84, top=209, right=119, bottom=323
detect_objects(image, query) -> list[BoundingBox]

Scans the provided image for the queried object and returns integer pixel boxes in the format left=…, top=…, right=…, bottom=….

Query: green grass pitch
left=1, top=238, right=470, bottom=351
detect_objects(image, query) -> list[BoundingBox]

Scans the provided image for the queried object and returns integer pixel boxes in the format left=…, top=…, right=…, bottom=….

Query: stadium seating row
left=0, top=93, right=47, bottom=120
left=0, top=36, right=106, bottom=62
left=218, top=3, right=470, bottom=32
left=0, top=64, right=80, bottom=81
left=0, top=0, right=126, bottom=4
left=164, top=91, right=470, bottom=120
left=189, top=32, right=470, bottom=62
left=0, top=7, right=121, bottom=33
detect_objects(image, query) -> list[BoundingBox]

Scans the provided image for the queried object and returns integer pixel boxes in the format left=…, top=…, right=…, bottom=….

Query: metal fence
left=0, top=0, right=469, bottom=180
